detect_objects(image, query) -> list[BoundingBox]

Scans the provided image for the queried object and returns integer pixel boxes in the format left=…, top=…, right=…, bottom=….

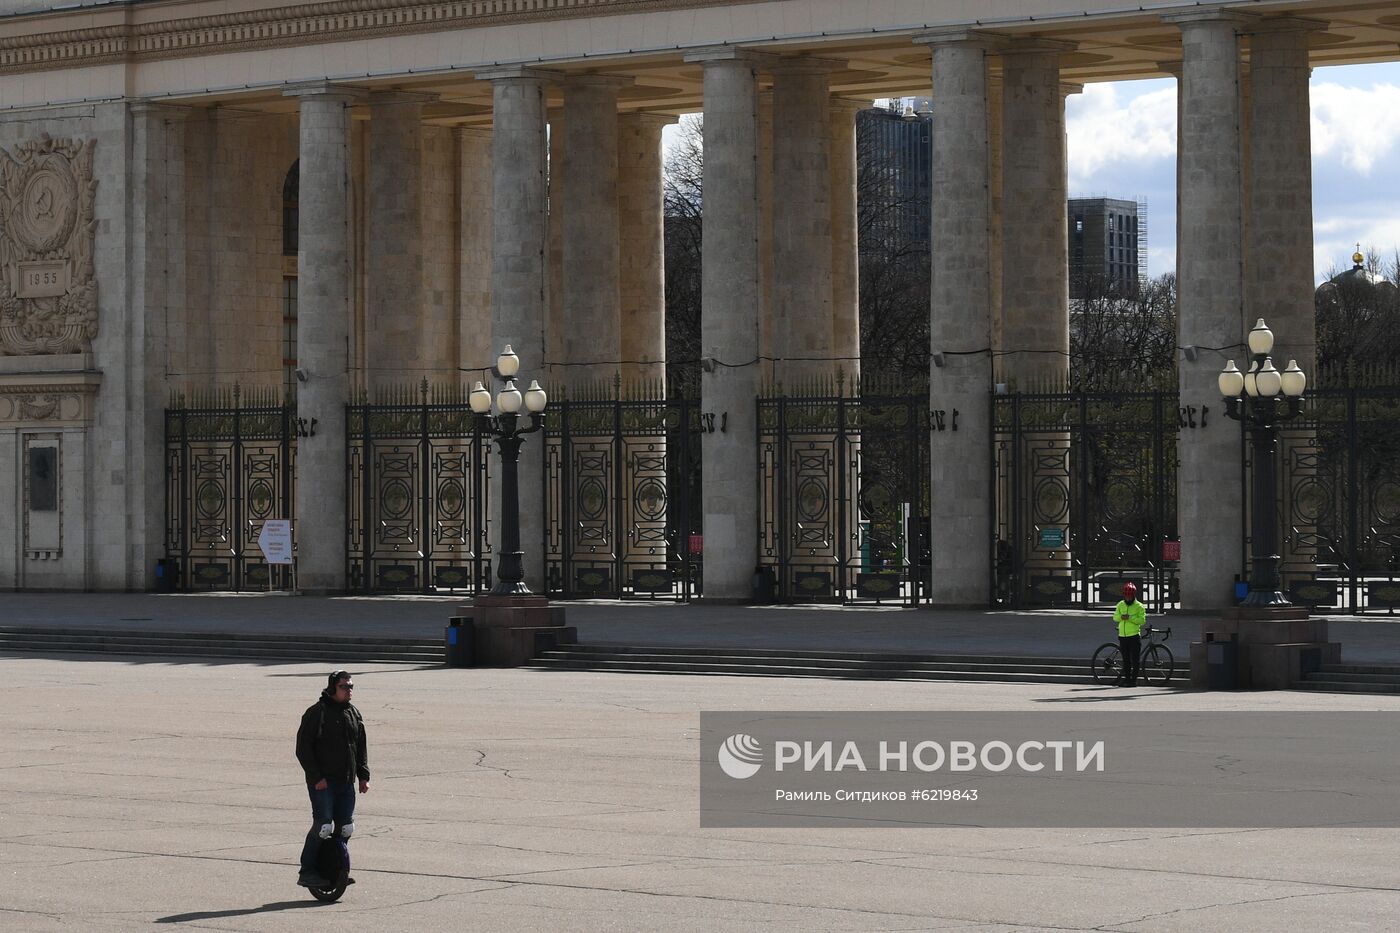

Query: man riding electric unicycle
left=294, top=670, right=370, bottom=901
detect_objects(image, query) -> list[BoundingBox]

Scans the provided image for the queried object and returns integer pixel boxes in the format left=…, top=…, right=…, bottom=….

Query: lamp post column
left=467, top=366, right=566, bottom=665
left=1202, top=339, right=1337, bottom=689
left=1220, top=326, right=1306, bottom=607
left=1247, top=404, right=1284, bottom=604
left=494, top=416, right=526, bottom=594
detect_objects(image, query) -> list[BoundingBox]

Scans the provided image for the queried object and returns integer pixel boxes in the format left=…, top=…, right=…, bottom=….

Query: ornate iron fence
left=544, top=388, right=702, bottom=600
left=758, top=388, right=930, bottom=605
left=347, top=383, right=492, bottom=594
left=160, top=377, right=1400, bottom=611
left=164, top=386, right=296, bottom=591
left=993, top=389, right=1180, bottom=611
left=1269, top=382, right=1400, bottom=613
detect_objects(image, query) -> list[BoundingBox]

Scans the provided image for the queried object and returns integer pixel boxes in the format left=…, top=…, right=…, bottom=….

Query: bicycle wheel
left=1142, top=645, right=1174, bottom=686
left=1091, top=643, right=1123, bottom=685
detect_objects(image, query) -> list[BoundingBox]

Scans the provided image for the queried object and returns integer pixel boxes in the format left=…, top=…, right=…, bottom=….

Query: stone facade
left=0, top=0, right=1368, bottom=609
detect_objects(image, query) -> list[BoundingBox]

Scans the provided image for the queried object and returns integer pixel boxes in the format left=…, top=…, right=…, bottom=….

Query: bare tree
left=1069, top=273, right=1178, bottom=391
left=856, top=106, right=931, bottom=391
left=663, top=115, right=703, bottom=395
left=1314, top=247, right=1400, bottom=378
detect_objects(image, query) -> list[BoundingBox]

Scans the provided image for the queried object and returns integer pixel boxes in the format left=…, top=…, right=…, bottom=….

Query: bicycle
left=1091, top=625, right=1174, bottom=686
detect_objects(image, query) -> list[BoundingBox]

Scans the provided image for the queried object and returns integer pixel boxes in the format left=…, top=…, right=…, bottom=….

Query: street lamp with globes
left=470, top=345, right=548, bottom=596
left=1219, top=318, right=1307, bottom=607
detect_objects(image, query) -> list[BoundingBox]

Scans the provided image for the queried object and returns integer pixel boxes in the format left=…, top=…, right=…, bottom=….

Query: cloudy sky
left=1067, top=61, right=1400, bottom=283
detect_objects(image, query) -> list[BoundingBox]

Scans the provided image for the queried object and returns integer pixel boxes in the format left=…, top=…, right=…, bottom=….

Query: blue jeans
left=299, top=780, right=356, bottom=874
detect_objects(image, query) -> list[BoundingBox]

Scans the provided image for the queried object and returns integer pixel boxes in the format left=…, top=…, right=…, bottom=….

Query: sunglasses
left=337, top=682, right=355, bottom=690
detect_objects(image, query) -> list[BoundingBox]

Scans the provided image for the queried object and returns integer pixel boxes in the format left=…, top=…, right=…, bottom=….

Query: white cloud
left=1066, top=81, right=1176, bottom=184
left=1310, top=82, right=1400, bottom=175
left=1312, top=216, right=1400, bottom=281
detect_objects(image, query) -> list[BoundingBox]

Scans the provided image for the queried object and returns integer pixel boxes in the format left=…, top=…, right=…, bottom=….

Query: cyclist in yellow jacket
left=1113, top=582, right=1146, bottom=686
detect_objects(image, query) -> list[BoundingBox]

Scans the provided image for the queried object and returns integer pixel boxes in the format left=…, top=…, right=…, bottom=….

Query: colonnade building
left=0, top=0, right=1393, bottom=608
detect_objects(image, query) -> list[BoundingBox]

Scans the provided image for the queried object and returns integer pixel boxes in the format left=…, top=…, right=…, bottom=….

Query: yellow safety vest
left=1115, top=599, right=1145, bottom=637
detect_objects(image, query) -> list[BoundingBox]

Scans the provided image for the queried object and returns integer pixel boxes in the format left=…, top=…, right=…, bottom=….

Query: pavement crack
left=1095, top=889, right=1369, bottom=929
left=0, top=906, right=64, bottom=920
left=470, top=747, right=519, bottom=780
left=481, top=860, right=665, bottom=881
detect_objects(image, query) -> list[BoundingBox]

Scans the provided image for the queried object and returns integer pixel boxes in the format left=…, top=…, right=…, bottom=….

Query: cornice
left=0, top=0, right=770, bottom=78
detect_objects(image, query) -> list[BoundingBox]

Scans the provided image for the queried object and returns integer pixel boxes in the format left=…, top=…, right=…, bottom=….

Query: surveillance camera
left=294, top=368, right=308, bottom=383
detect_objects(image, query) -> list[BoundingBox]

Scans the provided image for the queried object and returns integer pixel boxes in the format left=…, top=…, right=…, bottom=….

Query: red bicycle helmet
left=1122, top=582, right=1138, bottom=600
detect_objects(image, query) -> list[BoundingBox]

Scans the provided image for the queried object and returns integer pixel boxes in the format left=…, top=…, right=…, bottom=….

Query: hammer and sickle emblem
left=33, top=185, right=53, bottom=218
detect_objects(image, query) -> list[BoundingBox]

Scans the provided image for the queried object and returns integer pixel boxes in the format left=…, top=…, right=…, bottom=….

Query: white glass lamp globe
left=1244, top=360, right=1259, bottom=397
left=469, top=381, right=492, bottom=414
left=1280, top=360, right=1307, bottom=398
left=1255, top=358, right=1282, bottom=397
left=1218, top=361, right=1244, bottom=398
left=496, top=345, right=520, bottom=378
left=523, top=380, right=548, bottom=413
left=497, top=379, right=523, bottom=414
left=1247, top=318, right=1274, bottom=356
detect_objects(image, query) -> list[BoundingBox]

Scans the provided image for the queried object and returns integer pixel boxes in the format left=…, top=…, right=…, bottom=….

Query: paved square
left=3, top=655, right=1399, bottom=931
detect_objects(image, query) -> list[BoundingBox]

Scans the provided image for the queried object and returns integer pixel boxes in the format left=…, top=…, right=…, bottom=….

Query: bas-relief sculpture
left=0, top=134, right=97, bottom=356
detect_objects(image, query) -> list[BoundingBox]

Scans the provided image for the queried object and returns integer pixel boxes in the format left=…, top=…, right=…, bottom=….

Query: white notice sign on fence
left=258, top=519, right=294, bottom=565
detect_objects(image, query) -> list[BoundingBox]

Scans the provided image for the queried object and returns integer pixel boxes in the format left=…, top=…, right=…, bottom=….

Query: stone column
left=367, top=91, right=433, bottom=391
left=915, top=29, right=1001, bottom=607
left=421, top=125, right=458, bottom=377
left=457, top=127, right=493, bottom=370
left=1246, top=18, right=1323, bottom=372
left=988, top=75, right=1005, bottom=363
left=771, top=59, right=839, bottom=389
left=130, top=103, right=189, bottom=589
left=1239, top=61, right=1252, bottom=260
left=1000, top=40, right=1075, bottom=387
left=546, top=108, right=566, bottom=381
left=686, top=46, right=772, bottom=601
left=1164, top=10, right=1252, bottom=610
left=830, top=98, right=863, bottom=389
left=561, top=75, right=632, bottom=388
left=478, top=67, right=553, bottom=589
left=285, top=83, right=363, bottom=593
left=757, top=90, right=775, bottom=380
left=618, top=112, right=675, bottom=387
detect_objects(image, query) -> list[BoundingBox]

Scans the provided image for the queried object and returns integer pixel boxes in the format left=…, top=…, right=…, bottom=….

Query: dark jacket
left=296, top=692, right=370, bottom=785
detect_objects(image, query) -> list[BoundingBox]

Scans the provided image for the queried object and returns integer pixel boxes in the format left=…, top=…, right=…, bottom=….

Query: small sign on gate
left=1162, top=539, right=1181, bottom=562
left=688, top=533, right=704, bottom=555
left=1037, top=527, right=1066, bottom=550
left=258, top=519, right=294, bottom=565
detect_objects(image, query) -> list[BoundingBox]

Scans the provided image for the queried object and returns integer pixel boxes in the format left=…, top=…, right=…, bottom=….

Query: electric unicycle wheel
left=307, top=836, right=354, bottom=903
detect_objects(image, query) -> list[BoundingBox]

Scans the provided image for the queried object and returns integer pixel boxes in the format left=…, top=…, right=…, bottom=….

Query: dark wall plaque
left=28, top=446, right=57, bottom=511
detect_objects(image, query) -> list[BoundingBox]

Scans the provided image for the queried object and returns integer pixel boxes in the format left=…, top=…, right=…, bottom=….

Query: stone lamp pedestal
left=1190, top=606, right=1340, bottom=690
left=465, top=595, right=574, bottom=668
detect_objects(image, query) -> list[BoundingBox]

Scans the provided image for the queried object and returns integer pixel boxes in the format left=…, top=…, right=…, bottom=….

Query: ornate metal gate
left=347, top=384, right=492, bottom=593
left=165, top=386, right=296, bottom=591
left=1271, top=382, right=1400, bottom=612
left=993, top=389, right=1180, bottom=611
left=758, top=389, right=930, bottom=605
left=544, top=391, right=701, bottom=600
